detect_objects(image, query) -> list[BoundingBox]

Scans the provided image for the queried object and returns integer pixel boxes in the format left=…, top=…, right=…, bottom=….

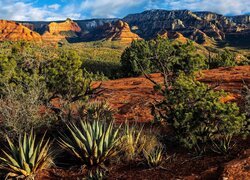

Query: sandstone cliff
left=106, top=20, right=141, bottom=43
left=82, top=20, right=141, bottom=43
left=0, top=20, right=42, bottom=41
left=123, top=10, right=250, bottom=46
left=47, top=18, right=81, bottom=34
left=41, top=19, right=81, bottom=43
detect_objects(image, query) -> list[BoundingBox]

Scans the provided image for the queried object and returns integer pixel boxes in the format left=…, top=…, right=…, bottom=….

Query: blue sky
left=0, top=0, right=249, bottom=21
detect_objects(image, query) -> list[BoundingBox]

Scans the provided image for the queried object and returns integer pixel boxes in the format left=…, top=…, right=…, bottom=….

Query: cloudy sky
left=0, top=0, right=249, bottom=21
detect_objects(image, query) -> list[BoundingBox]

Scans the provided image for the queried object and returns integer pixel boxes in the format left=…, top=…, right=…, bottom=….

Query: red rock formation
left=0, top=20, right=42, bottom=41
left=106, top=20, right=142, bottom=43
left=41, top=19, right=81, bottom=43
left=47, top=19, right=81, bottom=34
left=41, top=31, right=64, bottom=44
left=159, top=31, right=189, bottom=43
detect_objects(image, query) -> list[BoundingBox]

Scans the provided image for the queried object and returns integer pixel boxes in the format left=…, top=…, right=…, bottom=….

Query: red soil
left=93, top=66, right=250, bottom=122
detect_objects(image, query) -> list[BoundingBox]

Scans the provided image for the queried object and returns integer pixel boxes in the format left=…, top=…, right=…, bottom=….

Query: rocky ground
left=32, top=66, right=250, bottom=179
left=93, top=66, right=250, bottom=122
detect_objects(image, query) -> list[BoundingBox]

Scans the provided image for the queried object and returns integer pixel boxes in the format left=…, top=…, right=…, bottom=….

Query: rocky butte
left=42, top=18, right=81, bottom=43
left=82, top=20, right=141, bottom=43
left=0, top=20, right=42, bottom=41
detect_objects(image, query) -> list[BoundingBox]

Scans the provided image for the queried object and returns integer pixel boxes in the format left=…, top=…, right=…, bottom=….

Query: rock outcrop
left=0, top=20, right=42, bottom=41
left=41, top=19, right=81, bottom=43
left=47, top=18, right=81, bottom=34
left=221, top=149, right=250, bottom=180
left=123, top=10, right=250, bottom=46
left=159, top=31, right=188, bottom=43
left=106, top=20, right=141, bottom=43
left=82, top=20, right=141, bottom=43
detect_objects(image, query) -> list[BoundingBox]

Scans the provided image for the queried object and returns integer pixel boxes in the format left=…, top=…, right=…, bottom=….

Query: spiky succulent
left=86, top=168, right=106, bottom=180
left=58, top=120, right=120, bottom=167
left=0, top=130, right=54, bottom=179
left=143, top=147, right=163, bottom=168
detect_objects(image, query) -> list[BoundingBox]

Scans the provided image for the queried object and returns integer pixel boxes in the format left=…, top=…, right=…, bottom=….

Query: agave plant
left=0, top=130, right=54, bottom=179
left=58, top=120, right=121, bottom=167
left=143, top=147, right=163, bottom=168
left=86, top=168, right=106, bottom=180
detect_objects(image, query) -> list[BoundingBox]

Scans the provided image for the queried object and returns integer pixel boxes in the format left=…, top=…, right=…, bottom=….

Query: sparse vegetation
left=0, top=130, right=54, bottom=179
left=58, top=120, right=121, bottom=168
left=143, top=147, right=163, bottom=168
left=0, top=35, right=249, bottom=178
left=154, top=74, right=245, bottom=151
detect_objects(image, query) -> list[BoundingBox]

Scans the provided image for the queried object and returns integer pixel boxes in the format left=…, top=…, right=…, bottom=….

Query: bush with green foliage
left=84, top=101, right=114, bottom=122
left=42, top=50, right=92, bottom=101
left=58, top=120, right=121, bottom=168
left=154, top=74, right=245, bottom=151
left=121, top=37, right=206, bottom=77
left=208, top=49, right=236, bottom=69
left=242, top=84, right=250, bottom=137
left=0, top=130, right=54, bottom=179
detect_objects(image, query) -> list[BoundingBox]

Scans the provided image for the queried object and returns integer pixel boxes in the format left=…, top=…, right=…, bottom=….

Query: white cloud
left=80, top=0, right=145, bottom=17
left=48, top=4, right=60, bottom=10
left=165, top=0, right=250, bottom=15
left=0, top=0, right=81, bottom=21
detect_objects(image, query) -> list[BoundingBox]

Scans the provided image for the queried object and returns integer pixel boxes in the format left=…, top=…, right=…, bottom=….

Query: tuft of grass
left=211, top=135, right=235, bottom=155
left=120, top=123, right=146, bottom=161
left=143, top=147, right=163, bottom=168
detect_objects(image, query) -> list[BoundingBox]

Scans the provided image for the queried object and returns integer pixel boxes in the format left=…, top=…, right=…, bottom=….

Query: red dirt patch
left=93, top=66, right=250, bottom=122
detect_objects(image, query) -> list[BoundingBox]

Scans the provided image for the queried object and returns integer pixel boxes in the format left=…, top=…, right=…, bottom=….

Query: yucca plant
left=121, top=123, right=146, bottom=160
left=58, top=120, right=121, bottom=168
left=143, top=147, right=163, bottom=168
left=86, top=168, right=106, bottom=180
left=0, top=130, right=54, bottom=179
left=211, top=135, right=235, bottom=155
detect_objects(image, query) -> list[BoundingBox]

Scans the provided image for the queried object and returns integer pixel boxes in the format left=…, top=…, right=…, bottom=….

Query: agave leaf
left=2, top=150, right=20, bottom=168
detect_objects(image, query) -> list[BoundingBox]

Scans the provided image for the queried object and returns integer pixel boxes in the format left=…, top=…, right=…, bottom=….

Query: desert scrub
left=121, top=37, right=206, bottom=77
left=242, top=84, right=250, bottom=137
left=154, top=74, right=245, bottom=151
left=84, top=101, right=114, bottom=122
left=0, top=80, right=56, bottom=139
left=0, top=130, right=54, bottom=179
left=143, top=146, right=163, bottom=168
left=58, top=120, right=121, bottom=168
left=120, top=123, right=159, bottom=161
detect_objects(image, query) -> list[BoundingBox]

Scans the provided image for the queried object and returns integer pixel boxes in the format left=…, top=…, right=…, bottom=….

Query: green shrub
left=58, top=120, right=121, bottom=168
left=84, top=101, right=114, bottom=122
left=208, top=50, right=236, bottom=69
left=242, top=84, right=250, bottom=137
left=154, top=74, right=245, bottom=150
left=0, top=130, right=54, bottom=179
left=42, top=50, right=92, bottom=101
left=121, top=37, right=206, bottom=77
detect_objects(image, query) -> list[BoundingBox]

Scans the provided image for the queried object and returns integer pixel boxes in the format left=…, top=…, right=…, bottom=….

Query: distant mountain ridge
left=0, top=9, right=249, bottom=47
